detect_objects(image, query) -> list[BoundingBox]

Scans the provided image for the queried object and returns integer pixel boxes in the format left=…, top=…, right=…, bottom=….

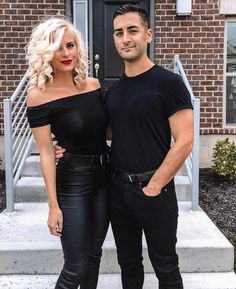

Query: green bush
left=212, top=138, right=236, bottom=179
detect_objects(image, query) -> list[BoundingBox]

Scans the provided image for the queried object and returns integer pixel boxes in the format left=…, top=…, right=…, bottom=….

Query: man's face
left=113, top=12, right=152, bottom=62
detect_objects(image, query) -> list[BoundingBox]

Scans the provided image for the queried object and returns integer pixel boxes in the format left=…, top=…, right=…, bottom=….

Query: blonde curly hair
left=26, top=17, right=88, bottom=91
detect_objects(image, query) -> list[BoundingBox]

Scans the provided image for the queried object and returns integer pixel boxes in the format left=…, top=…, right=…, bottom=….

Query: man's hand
left=143, top=183, right=161, bottom=197
left=54, top=144, right=66, bottom=161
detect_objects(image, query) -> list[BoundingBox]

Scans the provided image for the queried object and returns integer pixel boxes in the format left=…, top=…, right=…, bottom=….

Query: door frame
left=66, top=0, right=155, bottom=76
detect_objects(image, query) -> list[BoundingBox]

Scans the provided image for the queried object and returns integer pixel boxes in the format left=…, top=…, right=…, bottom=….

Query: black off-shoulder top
left=27, top=89, right=108, bottom=155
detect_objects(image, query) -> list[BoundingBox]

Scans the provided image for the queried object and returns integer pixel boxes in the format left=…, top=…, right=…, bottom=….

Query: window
left=73, top=0, right=88, bottom=51
left=225, top=21, right=236, bottom=126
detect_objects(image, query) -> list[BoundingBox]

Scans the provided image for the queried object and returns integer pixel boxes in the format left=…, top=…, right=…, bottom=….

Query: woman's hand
left=47, top=207, right=63, bottom=237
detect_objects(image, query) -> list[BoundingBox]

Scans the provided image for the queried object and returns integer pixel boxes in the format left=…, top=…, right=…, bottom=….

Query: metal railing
left=3, top=68, right=33, bottom=212
left=169, top=55, right=200, bottom=211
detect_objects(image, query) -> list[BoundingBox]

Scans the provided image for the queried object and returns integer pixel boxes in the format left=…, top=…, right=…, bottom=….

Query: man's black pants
left=109, top=174, right=183, bottom=289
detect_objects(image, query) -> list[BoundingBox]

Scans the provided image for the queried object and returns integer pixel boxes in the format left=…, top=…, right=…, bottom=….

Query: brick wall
left=0, top=0, right=236, bottom=135
left=0, top=0, right=65, bottom=134
left=155, top=0, right=236, bottom=134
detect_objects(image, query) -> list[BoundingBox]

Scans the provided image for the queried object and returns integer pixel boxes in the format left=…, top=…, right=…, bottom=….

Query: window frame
left=223, top=19, right=236, bottom=128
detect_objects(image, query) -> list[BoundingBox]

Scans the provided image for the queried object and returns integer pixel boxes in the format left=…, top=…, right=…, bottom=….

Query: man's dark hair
left=113, top=4, right=149, bottom=29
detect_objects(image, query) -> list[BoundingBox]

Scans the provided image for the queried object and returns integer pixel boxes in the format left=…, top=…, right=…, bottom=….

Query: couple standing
left=26, top=4, right=193, bottom=289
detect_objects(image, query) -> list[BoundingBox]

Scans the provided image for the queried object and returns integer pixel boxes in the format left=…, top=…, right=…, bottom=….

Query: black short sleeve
left=27, top=105, right=51, bottom=128
left=162, top=75, right=193, bottom=118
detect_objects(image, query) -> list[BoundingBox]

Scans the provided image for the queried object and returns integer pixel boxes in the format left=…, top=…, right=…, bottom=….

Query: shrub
left=212, top=138, right=236, bottom=179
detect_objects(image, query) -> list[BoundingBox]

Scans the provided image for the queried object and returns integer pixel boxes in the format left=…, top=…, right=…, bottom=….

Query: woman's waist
left=59, top=150, right=110, bottom=166
left=59, top=141, right=108, bottom=154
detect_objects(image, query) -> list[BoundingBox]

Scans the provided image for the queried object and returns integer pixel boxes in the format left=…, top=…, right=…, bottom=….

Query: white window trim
left=223, top=19, right=236, bottom=128
left=73, top=0, right=88, bottom=51
left=220, top=0, right=236, bottom=15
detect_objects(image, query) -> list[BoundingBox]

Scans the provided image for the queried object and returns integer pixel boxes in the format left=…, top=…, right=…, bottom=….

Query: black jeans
left=109, top=174, right=183, bottom=289
left=55, top=152, right=109, bottom=289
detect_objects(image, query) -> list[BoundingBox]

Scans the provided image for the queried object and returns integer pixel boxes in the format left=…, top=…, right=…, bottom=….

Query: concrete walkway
left=0, top=201, right=236, bottom=288
left=1, top=272, right=236, bottom=289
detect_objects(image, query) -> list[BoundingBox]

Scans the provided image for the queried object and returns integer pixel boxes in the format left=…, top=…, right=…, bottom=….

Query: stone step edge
left=0, top=272, right=236, bottom=289
left=0, top=240, right=233, bottom=250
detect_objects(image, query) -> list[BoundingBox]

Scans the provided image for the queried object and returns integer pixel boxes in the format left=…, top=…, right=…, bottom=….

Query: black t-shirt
left=106, top=64, right=193, bottom=173
left=27, top=89, right=108, bottom=155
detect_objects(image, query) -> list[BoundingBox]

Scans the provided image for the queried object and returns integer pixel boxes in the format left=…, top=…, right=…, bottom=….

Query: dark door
left=93, top=0, right=150, bottom=89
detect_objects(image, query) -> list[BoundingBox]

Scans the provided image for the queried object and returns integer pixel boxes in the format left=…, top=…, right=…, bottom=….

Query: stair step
left=15, top=176, right=191, bottom=202
left=175, top=175, right=191, bottom=201
left=0, top=202, right=233, bottom=274
left=31, top=140, right=39, bottom=154
left=21, top=155, right=42, bottom=177
left=0, top=272, right=236, bottom=289
left=176, top=164, right=187, bottom=176
left=15, top=177, right=47, bottom=202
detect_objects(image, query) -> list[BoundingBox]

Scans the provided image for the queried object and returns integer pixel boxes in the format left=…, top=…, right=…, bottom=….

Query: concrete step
left=15, top=176, right=191, bottom=202
left=21, top=155, right=42, bottom=177
left=0, top=202, right=234, bottom=274
left=31, top=140, right=39, bottom=154
left=0, top=272, right=236, bottom=289
left=15, top=177, right=47, bottom=202
left=175, top=175, right=191, bottom=201
left=177, top=164, right=187, bottom=176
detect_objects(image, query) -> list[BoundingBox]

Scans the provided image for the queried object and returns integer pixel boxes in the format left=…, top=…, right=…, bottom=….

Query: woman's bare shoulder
left=85, top=77, right=101, bottom=90
left=27, top=87, right=44, bottom=107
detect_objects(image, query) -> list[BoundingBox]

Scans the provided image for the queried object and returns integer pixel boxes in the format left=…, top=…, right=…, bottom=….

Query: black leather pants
left=55, top=152, right=109, bottom=289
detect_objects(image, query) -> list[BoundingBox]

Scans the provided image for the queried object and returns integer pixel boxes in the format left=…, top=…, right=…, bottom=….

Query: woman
left=26, top=17, right=109, bottom=289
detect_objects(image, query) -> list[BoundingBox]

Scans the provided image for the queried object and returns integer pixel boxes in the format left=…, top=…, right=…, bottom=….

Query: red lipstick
left=61, top=60, right=72, bottom=65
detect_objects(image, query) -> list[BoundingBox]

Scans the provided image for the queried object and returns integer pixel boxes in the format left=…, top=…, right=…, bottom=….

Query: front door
left=72, top=0, right=150, bottom=89
left=92, top=0, right=150, bottom=88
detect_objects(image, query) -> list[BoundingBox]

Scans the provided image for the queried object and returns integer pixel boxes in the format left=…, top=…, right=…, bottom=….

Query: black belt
left=113, top=168, right=155, bottom=184
left=63, top=152, right=109, bottom=166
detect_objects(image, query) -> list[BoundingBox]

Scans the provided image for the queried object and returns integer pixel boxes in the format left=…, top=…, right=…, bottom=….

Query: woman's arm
left=31, top=125, right=63, bottom=236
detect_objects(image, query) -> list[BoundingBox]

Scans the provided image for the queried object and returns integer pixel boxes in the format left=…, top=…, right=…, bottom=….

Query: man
left=106, top=4, right=193, bottom=289
left=56, top=4, right=193, bottom=289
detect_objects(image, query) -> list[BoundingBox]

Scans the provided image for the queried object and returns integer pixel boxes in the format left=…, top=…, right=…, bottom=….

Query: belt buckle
left=128, top=173, right=135, bottom=183
left=100, top=153, right=109, bottom=165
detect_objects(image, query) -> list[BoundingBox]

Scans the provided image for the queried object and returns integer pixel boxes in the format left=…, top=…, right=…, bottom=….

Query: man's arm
left=143, top=108, right=194, bottom=196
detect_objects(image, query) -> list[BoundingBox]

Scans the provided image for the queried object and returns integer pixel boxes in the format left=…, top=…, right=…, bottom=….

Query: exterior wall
left=200, top=134, right=236, bottom=167
left=0, top=0, right=65, bottom=134
left=155, top=0, right=236, bottom=135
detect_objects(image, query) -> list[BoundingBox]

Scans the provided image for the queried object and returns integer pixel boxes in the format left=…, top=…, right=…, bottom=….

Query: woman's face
left=50, top=29, right=78, bottom=73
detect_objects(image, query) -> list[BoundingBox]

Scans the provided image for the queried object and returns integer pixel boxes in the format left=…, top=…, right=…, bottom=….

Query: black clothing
left=106, top=64, right=193, bottom=173
left=27, top=89, right=108, bottom=155
left=110, top=175, right=182, bottom=289
left=27, top=89, right=109, bottom=289
left=106, top=65, right=190, bottom=289
left=55, top=153, right=109, bottom=289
